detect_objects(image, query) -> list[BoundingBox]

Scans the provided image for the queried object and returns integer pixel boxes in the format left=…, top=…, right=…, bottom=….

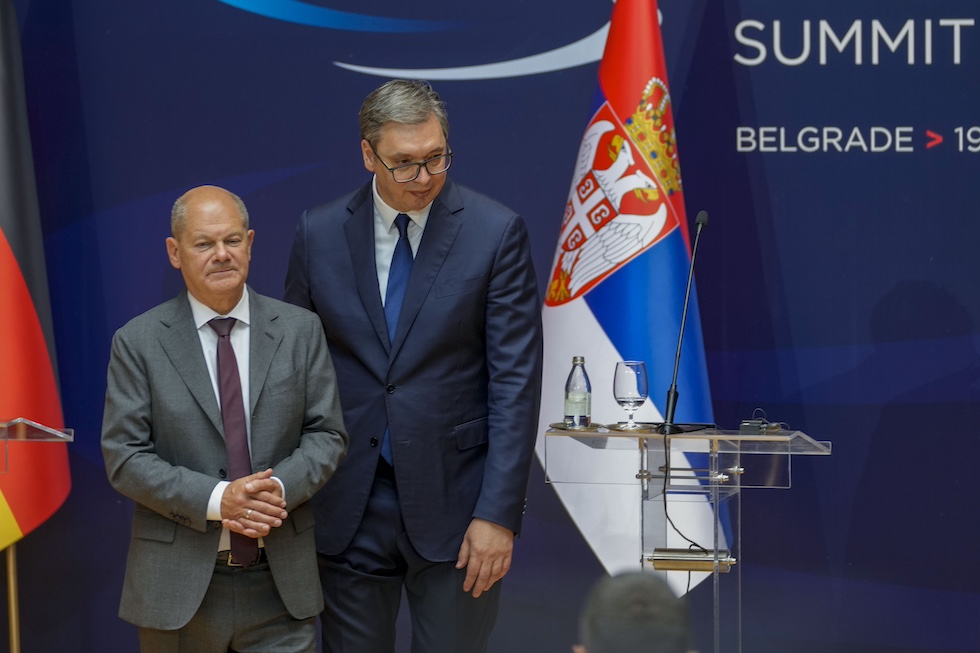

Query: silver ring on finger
left=245, top=508, right=253, bottom=519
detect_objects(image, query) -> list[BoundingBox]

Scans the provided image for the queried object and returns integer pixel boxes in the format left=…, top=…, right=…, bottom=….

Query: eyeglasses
left=370, top=145, right=453, bottom=183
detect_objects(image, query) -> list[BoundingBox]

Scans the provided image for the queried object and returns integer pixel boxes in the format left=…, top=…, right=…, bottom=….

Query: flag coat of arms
left=535, top=0, right=716, bottom=582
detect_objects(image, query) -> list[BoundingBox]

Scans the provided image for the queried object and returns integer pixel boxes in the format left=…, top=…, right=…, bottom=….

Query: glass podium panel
left=1, top=418, right=74, bottom=443
left=544, top=424, right=831, bottom=653
left=0, top=418, right=74, bottom=474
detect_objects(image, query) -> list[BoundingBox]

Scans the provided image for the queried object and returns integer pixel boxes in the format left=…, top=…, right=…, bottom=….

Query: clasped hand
left=220, top=468, right=287, bottom=539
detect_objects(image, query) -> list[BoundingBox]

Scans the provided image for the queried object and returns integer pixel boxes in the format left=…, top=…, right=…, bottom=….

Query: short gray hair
left=359, top=79, right=449, bottom=148
left=578, top=572, right=689, bottom=653
left=171, top=187, right=250, bottom=238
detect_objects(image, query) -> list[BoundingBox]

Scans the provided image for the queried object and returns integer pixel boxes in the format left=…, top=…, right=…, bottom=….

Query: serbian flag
left=0, top=0, right=71, bottom=550
left=535, top=0, right=716, bottom=582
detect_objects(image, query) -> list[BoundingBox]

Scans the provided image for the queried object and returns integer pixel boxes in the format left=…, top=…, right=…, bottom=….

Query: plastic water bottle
left=564, top=356, right=592, bottom=428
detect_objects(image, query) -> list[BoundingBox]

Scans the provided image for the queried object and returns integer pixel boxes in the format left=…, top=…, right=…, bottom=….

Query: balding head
left=166, top=185, right=254, bottom=315
left=171, top=185, right=249, bottom=239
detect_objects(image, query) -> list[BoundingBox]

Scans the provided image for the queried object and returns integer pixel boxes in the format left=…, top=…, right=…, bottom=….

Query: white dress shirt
left=372, top=176, right=430, bottom=304
left=186, top=290, right=278, bottom=551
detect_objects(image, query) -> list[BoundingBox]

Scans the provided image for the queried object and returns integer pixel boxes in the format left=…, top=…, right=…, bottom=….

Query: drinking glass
left=613, top=361, right=648, bottom=429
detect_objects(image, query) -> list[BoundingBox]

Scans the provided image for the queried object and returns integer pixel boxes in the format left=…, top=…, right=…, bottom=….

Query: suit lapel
left=390, top=180, right=463, bottom=356
left=248, top=289, right=281, bottom=417
left=158, top=293, right=223, bottom=435
left=344, top=185, right=391, bottom=353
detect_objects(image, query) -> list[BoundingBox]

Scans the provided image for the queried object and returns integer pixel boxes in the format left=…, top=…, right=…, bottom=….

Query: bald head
left=166, top=185, right=254, bottom=315
left=171, top=185, right=249, bottom=239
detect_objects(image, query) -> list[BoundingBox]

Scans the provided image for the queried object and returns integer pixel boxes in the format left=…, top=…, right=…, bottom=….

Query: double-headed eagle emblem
left=547, top=78, right=683, bottom=306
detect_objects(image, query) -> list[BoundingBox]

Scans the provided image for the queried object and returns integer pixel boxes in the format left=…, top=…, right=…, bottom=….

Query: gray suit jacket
left=101, top=288, right=348, bottom=630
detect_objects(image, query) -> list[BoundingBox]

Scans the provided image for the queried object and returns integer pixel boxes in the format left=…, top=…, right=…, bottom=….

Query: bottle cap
left=572, top=356, right=585, bottom=364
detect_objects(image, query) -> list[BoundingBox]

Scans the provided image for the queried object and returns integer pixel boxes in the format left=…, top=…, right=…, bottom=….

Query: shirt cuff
left=271, top=476, right=286, bottom=505
left=208, top=481, right=230, bottom=521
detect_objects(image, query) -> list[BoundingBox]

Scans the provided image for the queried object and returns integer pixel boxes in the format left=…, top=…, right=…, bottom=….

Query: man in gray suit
left=102, top=185, right=348, bottom=653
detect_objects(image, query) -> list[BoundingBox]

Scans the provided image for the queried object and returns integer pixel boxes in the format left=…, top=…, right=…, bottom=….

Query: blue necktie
left=381, top=214, right=413, bottom=464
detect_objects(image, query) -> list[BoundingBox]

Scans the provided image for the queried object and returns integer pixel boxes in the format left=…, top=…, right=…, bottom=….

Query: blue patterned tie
left=381, top=214, right=413, bottom=464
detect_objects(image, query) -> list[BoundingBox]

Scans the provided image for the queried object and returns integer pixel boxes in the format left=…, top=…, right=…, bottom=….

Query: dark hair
left=578, top=572, right=689, bottom=653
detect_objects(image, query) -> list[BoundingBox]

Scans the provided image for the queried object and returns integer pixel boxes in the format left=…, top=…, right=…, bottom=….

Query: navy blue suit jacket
left=285, top=178, right=543, bottom=561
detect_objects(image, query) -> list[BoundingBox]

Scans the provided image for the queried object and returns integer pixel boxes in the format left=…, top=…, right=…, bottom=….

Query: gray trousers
left=138, top=561, right=316, bottom=653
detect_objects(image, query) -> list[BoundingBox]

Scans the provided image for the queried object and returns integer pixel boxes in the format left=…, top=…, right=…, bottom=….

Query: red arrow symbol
left=926, top=130, right=943, bottom=149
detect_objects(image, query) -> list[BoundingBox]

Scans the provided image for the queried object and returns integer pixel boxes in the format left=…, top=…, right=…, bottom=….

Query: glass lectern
left=0, top=417, right=74, bottom=472
left=545, top=423, right=831, bottom=653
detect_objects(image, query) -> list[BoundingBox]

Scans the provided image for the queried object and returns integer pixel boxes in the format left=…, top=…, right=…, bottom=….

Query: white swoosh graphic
left=334, top=22, right=609, bottom=80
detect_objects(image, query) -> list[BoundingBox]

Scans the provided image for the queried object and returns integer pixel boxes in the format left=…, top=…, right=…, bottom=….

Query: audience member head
left=574, top=572, right=689, bottom=653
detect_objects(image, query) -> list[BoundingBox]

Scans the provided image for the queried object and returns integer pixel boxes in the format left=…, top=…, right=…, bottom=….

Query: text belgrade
left=736, top=126, right=916, bottom=153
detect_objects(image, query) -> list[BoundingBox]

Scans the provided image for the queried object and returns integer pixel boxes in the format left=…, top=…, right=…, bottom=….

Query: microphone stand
left=659, top=210, right=708, bottom=435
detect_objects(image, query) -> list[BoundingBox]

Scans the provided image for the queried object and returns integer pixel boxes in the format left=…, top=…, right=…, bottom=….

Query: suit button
left=218, top=469, right=227, bottom=479
left=370, top=438, right=378, bottom=447
left=386, top=384, right=395, bottom=394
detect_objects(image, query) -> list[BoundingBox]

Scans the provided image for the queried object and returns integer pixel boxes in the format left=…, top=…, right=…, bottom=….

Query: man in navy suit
left=285, top=79, right=543, bottom=652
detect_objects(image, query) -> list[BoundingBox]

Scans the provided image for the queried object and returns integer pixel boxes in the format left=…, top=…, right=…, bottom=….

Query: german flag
left=0, top=0, right=71, bottom=550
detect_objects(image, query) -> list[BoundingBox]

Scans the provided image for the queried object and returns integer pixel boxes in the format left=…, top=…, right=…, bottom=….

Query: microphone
left=659, top=210, right=709, bottom=435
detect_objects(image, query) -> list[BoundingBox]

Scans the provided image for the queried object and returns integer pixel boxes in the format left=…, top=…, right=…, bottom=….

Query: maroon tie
left=208, top=317, right=259, bottom=567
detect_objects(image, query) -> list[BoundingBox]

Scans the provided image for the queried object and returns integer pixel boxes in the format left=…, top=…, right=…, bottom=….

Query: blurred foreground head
left=575, top=572, right=689, bottom=653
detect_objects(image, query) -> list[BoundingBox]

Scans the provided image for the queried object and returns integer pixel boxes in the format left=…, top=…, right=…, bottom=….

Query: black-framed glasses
left=371, top=145, right=453, bottom=183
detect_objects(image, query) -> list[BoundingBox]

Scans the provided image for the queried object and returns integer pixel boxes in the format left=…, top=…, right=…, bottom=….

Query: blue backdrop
left=5, top=0, right=980, bottom=651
